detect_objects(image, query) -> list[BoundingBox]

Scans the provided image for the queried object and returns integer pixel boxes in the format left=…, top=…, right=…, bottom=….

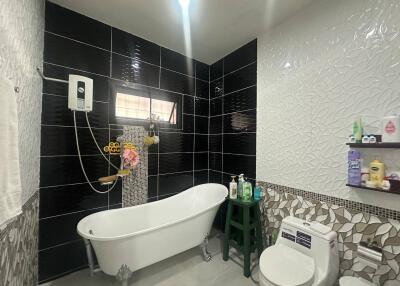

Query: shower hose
left=73, top=110, right=119, bottom=194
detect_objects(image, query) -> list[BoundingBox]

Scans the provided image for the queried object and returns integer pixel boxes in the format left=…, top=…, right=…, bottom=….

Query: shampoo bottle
left=237, top=174, right=245, bottom=199
left=229, top=176, right=237, bottom=199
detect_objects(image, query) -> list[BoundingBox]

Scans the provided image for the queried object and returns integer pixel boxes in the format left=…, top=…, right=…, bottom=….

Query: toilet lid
left=260, top=244, right=315, bottom=286
left=339, top=277, right=375, bottom=286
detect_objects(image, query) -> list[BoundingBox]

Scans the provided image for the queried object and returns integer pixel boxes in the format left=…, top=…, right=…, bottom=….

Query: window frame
left=109, top=81, right=182, bottom=130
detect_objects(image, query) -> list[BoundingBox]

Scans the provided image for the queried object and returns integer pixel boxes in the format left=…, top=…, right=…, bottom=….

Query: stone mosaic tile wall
left=118, top=126, right=148, bottom=207
left=0, top=193, right=39, bottom=286
left=260, top=183, right=400, bottom=285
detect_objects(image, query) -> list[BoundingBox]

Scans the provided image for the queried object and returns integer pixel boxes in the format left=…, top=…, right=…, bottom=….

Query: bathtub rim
left=77, top=183, right=228, bottom=242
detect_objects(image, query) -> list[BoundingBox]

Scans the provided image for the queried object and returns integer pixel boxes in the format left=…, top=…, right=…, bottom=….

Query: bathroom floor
left=42, top=233, right=257, bottom=286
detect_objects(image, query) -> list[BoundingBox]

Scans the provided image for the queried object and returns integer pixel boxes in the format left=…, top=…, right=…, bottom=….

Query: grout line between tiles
left=39, top=205, right=107, bottom=221
left=210, top=60, right=256, bottom=83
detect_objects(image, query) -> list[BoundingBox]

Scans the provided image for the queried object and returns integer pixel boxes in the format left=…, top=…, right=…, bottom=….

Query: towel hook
left=36, top=67, right=68, bottom=84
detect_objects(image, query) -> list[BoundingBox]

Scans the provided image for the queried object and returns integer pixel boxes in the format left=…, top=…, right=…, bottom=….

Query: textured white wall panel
left=0, top=0, right=44, bottom=203
left=257, top=0, right=400, bottom=211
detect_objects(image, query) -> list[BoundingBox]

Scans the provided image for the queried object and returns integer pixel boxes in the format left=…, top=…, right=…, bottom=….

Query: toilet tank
left=276, top=216, right=339, bottom=279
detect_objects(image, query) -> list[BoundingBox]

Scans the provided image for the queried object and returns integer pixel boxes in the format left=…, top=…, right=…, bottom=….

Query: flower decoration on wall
left=122, top=147, right=139, bottom=169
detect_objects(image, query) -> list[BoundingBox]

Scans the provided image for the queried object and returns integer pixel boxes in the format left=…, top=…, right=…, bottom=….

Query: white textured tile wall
left=0, top=0, right=45, bottom=203
left=257, top=0, right=400, bottom=211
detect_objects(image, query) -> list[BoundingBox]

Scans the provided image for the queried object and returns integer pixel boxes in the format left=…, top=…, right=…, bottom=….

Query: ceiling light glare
left=178, top=0, right=190, bottom=9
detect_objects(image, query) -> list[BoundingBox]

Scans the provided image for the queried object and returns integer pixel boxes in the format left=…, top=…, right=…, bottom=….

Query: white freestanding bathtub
left=77, top=183, right=228, bottom=284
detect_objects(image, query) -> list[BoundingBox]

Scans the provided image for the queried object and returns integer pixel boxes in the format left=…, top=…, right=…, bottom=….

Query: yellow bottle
left=369, top=159, right=385, bottom=187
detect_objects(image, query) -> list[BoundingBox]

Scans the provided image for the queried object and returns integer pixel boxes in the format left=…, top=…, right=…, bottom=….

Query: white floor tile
left=41, top=235, right=257, bottom=286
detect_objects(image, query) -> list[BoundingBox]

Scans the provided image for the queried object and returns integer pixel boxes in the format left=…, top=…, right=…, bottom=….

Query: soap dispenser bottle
left=229, top=176, right=237, bottom=199
left=242, top=178, right=253, bottom=202
left=254, top=182, right=262, bottom=201
left=237, top=174, right=245, bottom=199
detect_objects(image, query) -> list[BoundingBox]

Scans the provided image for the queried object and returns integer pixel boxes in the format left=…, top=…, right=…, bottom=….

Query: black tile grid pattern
left=208, top=39, right=257, bottom=230
left=40, top=2, right=209, bottom=282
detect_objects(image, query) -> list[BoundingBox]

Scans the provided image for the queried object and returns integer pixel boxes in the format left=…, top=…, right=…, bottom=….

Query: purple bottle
left=348, top=150, right=361, bottom=186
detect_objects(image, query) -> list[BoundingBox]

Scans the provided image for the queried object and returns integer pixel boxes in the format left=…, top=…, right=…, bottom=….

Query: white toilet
left=259, top=216, right=339, bottom=286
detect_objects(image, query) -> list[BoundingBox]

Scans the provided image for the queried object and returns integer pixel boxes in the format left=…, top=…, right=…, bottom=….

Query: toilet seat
left=259, top=244, right=315, bottom=286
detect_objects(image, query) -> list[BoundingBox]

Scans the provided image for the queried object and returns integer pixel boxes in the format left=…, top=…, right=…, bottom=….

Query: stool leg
left=255, top=204, right=264, bottom=257
left=223, top=201, right=233, bottom=261
left=243, top=206, right=251, bottom=277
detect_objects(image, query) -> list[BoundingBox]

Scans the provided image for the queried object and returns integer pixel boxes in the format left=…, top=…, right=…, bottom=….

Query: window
left=115, top=92, right=177, bottom=124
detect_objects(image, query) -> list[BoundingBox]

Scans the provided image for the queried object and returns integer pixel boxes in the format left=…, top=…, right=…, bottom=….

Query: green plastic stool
left=223, top=198, right=263, bottom=277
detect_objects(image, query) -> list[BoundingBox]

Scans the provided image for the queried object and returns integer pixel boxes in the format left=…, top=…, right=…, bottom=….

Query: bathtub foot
left=116, top=264, right=132, bottom=286
left=84, top=239, right=96, bottom=276
left=200, top=236, right=212, bottom=262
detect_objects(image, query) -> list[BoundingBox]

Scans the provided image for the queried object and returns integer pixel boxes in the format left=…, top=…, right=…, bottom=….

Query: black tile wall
left=195, top=98, right=209, bottom=116
left=111, top=53, right=160, bottom=87
left=39, top=183, right=108, bottom=218
left=223, top=39, right=257, bottom=75
left=223, top=86, right=256, bottom=114
left=43, top=63, right=109, bottom=102
left=210, top=97, right=222, bottom=116
left=159, top=153, right=194, bottom=174
left=210, top=79, right=223, bottom=99
left=194, top=170, right=209, bottom=185
left=112, top=28, right=160, bottom=65
left=224, top=109, right=257, bottom=133
left=45, top=2, right=111, bottom=50
left=158, top=172, right=194, bottom=196
left=195, top=135, right=208, bottom=152
left=39, top=240, right=88, bottom=283
left=41, top=94, right=109, bottom=128
left=41, top=2, right=257, bottom=281
left=41, top=126, right=109, bottom=156
left=195, top=116, right=209, bottom=134
left=183, top=95, right=194, bottom=114
left=195, top=152, right=209, bottom=170
left=160, top=69, right=195, bottom=95
left=40, top=2, right=210, bottom=282
left=195, top=61, right=209, bottom=81
left=161, top=47, right=195, bottom=76
left=156, top=132, right=194, bottom=153
left=208, top=40, right=257, bottom=231
left=196, top=79, right=209, bottom=99
left=209, top=135, right=222, bottom=152
left=44, top=32, right=110, bottom=76
left=39, top=207, right=107, bottom=250
left=223, top=62, right=256, bottom=94
left=148, top=176, right=158, bottom=198
left=223, top=133, right=256, bottom=155
left=210, top=59, right=223, bottom=81
left=209, top=152, right=222, bottom=171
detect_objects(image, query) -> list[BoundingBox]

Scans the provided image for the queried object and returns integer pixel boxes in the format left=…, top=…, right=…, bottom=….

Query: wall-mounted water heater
left=68, top=74, right=93, bottom=112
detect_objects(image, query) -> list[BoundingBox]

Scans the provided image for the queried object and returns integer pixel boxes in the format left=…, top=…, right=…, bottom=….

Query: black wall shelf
left=346, top=184, right=400, bottom=195
left=346, top=142, right=400, bottom=148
